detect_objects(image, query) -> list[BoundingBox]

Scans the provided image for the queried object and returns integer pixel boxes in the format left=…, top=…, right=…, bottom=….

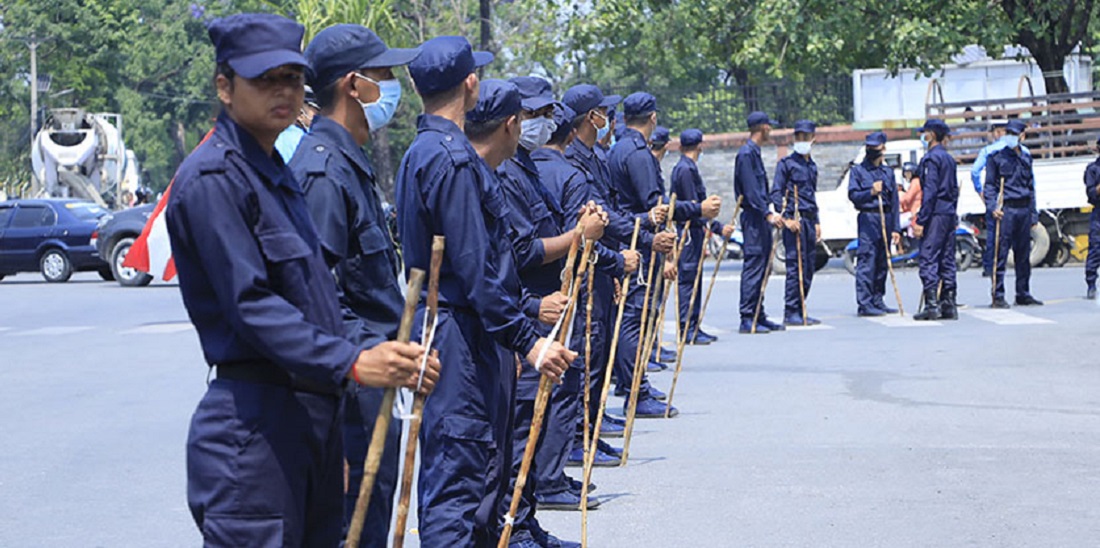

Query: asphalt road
left=1, top=261, right=1098, bottom=547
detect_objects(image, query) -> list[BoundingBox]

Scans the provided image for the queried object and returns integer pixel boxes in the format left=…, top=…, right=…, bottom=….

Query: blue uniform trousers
left=983, top=210, right=995, bottom=274
left=783, top=217, right=816, bottom=316
left=1087, top=210, right=1100, bottom=289
left=417, top=308, right=516, bottom=548
left=855, top=212, right=888, bottom=310
left=739, top=212, right=773, bottom=320
left=614, top=254, right=658, bottom=395
left=993, top=206, right=1034, bottom=300
left=918, top=214, right=958, bottom=293
left=187, top=379, right=344, bottom=547
left=677, top=264, right=703, bottom=337
left=343, top=386, right=400, bottom=548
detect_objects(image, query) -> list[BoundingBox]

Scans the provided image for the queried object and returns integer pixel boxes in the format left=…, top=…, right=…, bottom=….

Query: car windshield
left=66, top=202, right=109, bottom=221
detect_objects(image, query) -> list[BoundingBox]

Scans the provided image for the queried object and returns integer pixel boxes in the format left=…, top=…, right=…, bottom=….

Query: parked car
left=0, top=199, right=111, bottom=282
left=95, top=203, right=155, bottom=287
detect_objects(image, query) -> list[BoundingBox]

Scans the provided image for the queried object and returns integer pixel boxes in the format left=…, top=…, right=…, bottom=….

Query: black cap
left=409, top=36, right=493, bottom=97
left=304, top=24, right=419, bottom=89
left=207, top=13, right=308, bottom=79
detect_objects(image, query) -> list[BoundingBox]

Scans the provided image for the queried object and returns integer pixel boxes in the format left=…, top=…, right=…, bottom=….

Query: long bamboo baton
left=878, top=193, right=904, bottom=316
left=695, top=195, right=742, bottom=343
left=581, top=251, right=596, bottom=495
left=581, top=219, right=641, bottom=547
left=684, top=225, right=711, bottom=342
left=991, top=177, right=1005, bottom=306
left=499, top=228, right=590, bottom=548
left=345, top=268, right=426, bottom=548
left=391, top=236, right=444, bottom=547
left=622, top=194, right=677, bottom=464
left=794, top=186, right=808, bottom=325
left=665, top=223, right=708, bottom=416
left=751, top=190, right=790, bottom=334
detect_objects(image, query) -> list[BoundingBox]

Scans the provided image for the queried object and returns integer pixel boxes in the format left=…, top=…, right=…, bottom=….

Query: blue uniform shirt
left=849, top=158, right=900, bottom=234
left=916, top=144, right=959, bottom=225
left=498, top=147, right=565, bottom=295
left=733, top=140, right=771, bottom=216
left=970, top=138, right=1030, bottom=194
left=771, top=152, right=819, bottom=219
left=670, top=154, right=724, bottom=269
left=395, top=114, right=540, bottom=354
left=984, top=146, right=1038, bottom=225
left=290, top=115, right=403, bottom=350
left=566, top=138, right=653, bottom=250
left=166, top=112, right=357, bottom=389
left=609, top=128, right=699, bottom=222
left=1086, top=157, right=1100, bottom=207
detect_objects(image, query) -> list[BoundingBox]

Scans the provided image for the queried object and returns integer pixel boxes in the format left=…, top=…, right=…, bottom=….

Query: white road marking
left=962, top=308, right=1054, bottom=325
left=661, top=321, right=727, bottom=336
left=784, top=323, right=836, bottom=331
left=0, top=327, right=9, bottom=333
left=10, top=326, right=95, bottom=336
left=864, top=316, right=942, bottom=327
left=120, top=322, right=195, bottom=335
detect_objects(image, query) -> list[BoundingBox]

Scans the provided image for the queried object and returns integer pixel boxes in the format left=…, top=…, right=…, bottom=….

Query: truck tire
left=814, top=245, right=829, bottom=271
left=111, top=237, right=153, bottom=287
left=40, top=249, right=73, bottom=283
left=772, top=239, right=787, bottom=275
left=955, top=240, right=975, bottom=272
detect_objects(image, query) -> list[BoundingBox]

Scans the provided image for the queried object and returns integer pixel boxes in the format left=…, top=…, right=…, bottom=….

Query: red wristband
left=351, top=362, right=362, bottom=385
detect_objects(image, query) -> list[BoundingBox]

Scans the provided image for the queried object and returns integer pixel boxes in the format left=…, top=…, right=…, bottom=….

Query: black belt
left=1003, top=198, right=1031, bottom=208
left=215, top=361, right=342, bottom=397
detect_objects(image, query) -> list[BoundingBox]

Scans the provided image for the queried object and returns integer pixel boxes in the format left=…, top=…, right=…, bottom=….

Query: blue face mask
left=355, top=75, right=402, bottom=131
left=920, top=133, right=929, bottom=148
left=1003, top=134, right=1020, bottom=148
left=593, top=112, right=610, bottom=142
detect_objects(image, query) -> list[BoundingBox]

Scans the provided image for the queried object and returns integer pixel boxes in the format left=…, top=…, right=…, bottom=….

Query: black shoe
left=874, top=301, right=899, bottom=314
left=858, top=306, right=887, bottom=317
left=991, top=298, right=1011, bottom=309
left=939, top=289, right=958, bottom=320
left=1088, top=287, right=1097, bottom=300
left=914, top=289, right=941, bottom=321
left=759, top=318, right=786, bottom=332
left=691, top=330, right=717, bottom=345
left=982, top=270, right=991, bottom=278
left=1016, top=295, right=1043, bottom=306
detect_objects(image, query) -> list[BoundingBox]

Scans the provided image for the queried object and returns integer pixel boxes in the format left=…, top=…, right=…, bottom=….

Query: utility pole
left=29, top=37, right=38, bottom=145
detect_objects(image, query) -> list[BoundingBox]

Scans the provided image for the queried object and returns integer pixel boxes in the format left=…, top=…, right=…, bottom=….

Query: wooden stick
left=878, top=194, right=904, bottom=316
left=392, top=236, right=444, bottom=547
left=662, top=221, right=691, bottom=418
left=751, top=190, right=789, bottom=334
left=345, top=268, right=426, bottom=548
left=694, top=196, right=742, bottom=344
left=581, top=255, right=595, bottom=503
left=581, top=219, right=641, bottom=548
left=991, top=177, right=1005, bottom=305
left=622, top=194, right=676, bottom=464
left=499, top=228, right=588, bottom=548
left=665, top=224, right=708, bottom=415
left=794, top=187, right=808, bottom=325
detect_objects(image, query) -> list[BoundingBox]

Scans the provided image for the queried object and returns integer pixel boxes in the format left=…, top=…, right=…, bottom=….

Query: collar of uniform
left=677, top=154, right=697, bottom=169
left=745, top=139, right=761, bottom=155
left=308, top=115, right=374, bottom=178
left=621, top=127, right=647, bottom=150
left=531, top=147, right=566, bottom=162
left=568, top=138, right=596, bottom=160
left=510, top=147, right=538, bottom=175
left=860, top=158, right=884, bottom=170
left=215, top=111, right=296, bottom=191
left=788, top=152, right=815, bottom=166
left=417, top=113, right=466, bottom=140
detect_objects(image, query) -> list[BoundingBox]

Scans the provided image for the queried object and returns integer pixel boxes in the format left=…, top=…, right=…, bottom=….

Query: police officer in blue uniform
left=290, top=24, right=420, bottom=546
left=735, top=111, right=785, bottom=333
left=772, top=120, right=822, bottom=325
left=396, top=36, right=575, bottom=547
left=562, top=86, right=675, bottom=407
left=848, top=131, right=901, bottom=317
left=168, top=14, right=437, bottom=546
left=985, top=119, right=1043, bottom=308
left=913, top=119, right=960, bottom=321
left=609, top=91, right=704, bottom=418
left=1085, top=137, right=1100, bottom=300
left=670, top=128, right=730, bottom=343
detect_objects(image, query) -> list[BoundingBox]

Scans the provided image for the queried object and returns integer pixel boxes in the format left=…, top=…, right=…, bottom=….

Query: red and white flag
left=122, top=128, right=215, bottom=281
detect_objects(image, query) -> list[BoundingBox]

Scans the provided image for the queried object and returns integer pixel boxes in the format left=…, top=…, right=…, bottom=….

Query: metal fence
left=604, top=76, right=854, bottom=134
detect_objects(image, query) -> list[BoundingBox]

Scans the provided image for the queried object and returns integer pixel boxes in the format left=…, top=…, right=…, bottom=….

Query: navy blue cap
left=208, top=14, right=308, bottom=79
left=304, top=24, right=419, bottom=89
left=680, top=129, right=703, bottom=147
left=793, top=120, right=816, bottom=134
left=746, top=111, right=778, bottom=128
left=562, top=84, right=620, bottom=116
left=623, top=92, right=658, bottom=117
left=919, top=119, right=951, bottom=134
left=651, top=126, right=670, bottom=146
left=1004, top=120, right=1026, bottom=135
left=550, top=103, right=576, bottom=142
left=865, top=131, right=887, bottom=146
left=409, top=36, right=493, bottom=97
left=466, top=79, right=521, bottom=123
left=509, top=76, right=558, bottom=112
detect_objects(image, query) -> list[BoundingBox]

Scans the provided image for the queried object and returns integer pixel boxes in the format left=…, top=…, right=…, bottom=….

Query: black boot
left=939, top=289, right=958, bottom=320
left=914, top=289, right=941, bottom=321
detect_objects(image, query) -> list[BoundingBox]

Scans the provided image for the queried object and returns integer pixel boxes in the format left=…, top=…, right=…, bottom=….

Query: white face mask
left=1003, top=134, right=1020, bottom=149
left=792, top=141, right=813, bottom=156
left=520, top=117, right=556, bottom=151
left=354, top=74, right=402, bottom=131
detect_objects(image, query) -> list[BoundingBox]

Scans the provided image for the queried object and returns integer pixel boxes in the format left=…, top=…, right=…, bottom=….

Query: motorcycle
left=842, top=219, right=980, bottom=275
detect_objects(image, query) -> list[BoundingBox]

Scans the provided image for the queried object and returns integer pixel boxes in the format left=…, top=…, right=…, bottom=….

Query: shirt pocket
left=344, top=223, right=400, bottom=295
left=256, top=230, right=315, bottom=306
